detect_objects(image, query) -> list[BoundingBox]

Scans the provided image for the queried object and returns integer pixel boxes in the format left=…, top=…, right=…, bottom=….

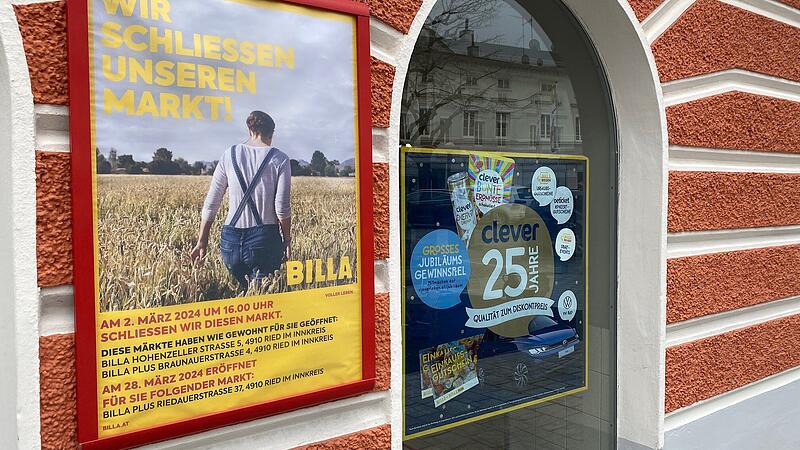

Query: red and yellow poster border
left=67, top=0, right=376, bottom=448
left=400, top=147, right=590, bottom=440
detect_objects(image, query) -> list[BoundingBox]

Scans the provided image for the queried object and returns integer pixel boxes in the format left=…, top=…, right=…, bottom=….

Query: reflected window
left=463, top=111, right=476, bottom=138
left=495, top=112, right=509, bottom=146
left=540, top=114, right=551, bottom=139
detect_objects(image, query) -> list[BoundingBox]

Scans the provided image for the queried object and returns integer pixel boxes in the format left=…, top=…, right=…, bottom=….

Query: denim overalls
left=220, top=145, right=284, bottom=290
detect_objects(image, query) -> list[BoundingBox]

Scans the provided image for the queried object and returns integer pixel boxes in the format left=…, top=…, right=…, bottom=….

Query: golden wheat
left=97, top=175, right=358, bottom=311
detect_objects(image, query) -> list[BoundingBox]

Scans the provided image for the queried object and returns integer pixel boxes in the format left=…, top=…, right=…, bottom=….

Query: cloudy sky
left=91, top=0, right=357, bottom=164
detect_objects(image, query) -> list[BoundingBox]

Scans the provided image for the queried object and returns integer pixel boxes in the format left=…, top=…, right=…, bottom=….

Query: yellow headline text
left=97, top=0, right=296, bottom=122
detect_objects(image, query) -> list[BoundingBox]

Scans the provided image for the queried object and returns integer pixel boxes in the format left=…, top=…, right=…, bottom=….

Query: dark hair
left=246, top=111, right=275, bottom=142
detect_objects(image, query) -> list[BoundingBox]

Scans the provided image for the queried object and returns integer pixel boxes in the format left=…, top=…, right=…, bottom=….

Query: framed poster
left=67, top=0, right=375, bottom=447
left=401, top=147, right=588, bottom=439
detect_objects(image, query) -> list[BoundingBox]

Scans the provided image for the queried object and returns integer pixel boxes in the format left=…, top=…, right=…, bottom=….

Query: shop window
left=400, top=0, right=616, bottom=447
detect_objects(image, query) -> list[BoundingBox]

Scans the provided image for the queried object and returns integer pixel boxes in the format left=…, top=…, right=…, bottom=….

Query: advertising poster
left=68, top=0, right=374, bottom=446
left=402, top=147, right=588, bottom=439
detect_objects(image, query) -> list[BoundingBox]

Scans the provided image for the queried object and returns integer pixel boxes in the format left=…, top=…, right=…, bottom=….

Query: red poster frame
left=67, top=1, right=375, bottom=448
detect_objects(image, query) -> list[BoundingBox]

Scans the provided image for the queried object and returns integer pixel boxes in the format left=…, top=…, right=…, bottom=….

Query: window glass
left=401, top=0, right=583, bottom=154
left=401, top=0, right=617, bottom=449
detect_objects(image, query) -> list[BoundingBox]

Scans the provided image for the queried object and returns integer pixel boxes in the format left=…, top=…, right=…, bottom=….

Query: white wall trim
left=662, top=69, right=800, bottom=106
left=719, top=0, right=800, bottom=29
left=664, top=365, right=800, bottom=431
left=383, top=1, right=438, bottom=447
left=663, top=372, right=800, bottom=449
left=374, top=260, right=389, bottom=293
left=669, top=145, right=800, bottom=173
left=666, top=295, right=800, bottom=346
left=39, top=285, right=74, bottom=336
left=35, top=104, right=69, bottom=152
left=667, top=225, right=800, bottom=258
left=0, top=2, right=41, bottom=448
left=565, top=1, right=670, bottom=448
left=369, top=18, right=403, bottom=67
left=143, top=392, right=391, bottom=450
left=371, top=127, right=390, bottom=163
left=641, top=0, right=695, bottom=43
left=641, top=0, right=800, bottom=44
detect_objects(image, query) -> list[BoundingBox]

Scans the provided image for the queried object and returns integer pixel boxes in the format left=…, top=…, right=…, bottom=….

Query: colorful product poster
left=69, top=0, right=373, bottom=446
left=418, top=335, right=483, bottom=404
left=468, top=154, right=515, bottom=214
left=402, top=148, right=588, bottom=439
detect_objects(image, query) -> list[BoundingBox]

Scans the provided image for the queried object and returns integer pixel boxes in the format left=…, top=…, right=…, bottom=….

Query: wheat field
left=97, top=175, right=358, bottom=312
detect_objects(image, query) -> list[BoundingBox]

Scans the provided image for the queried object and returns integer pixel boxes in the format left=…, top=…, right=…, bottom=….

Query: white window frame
left=495, top=112, right=509, bottom=146
left=463, top=110, right=476, bottom=137
left=539, top=114, right=551, bottom=139
left=417, top=107, right=431, bottom=137
left=475, top=121, right=485, bottom=145
left=494, top=111, right=511, bottom=145
left=439, top=118, right=451, bottom=143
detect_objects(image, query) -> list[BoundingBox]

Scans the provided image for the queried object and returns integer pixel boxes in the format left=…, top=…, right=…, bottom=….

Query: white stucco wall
left=0, top=1, right=40, bottom=448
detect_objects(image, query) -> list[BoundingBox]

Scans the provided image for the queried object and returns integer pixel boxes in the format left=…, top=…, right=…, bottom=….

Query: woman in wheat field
left=190, top=111, right=292, bottom=290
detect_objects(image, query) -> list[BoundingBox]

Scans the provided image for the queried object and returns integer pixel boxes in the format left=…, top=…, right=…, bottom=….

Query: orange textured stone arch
left=357, top=0, right=422, bottom=33
left=652, top=0, right=800, bottom=82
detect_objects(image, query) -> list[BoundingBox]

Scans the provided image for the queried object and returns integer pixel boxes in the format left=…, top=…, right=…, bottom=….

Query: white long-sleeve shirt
left=201, top=144, right=291, bottom=227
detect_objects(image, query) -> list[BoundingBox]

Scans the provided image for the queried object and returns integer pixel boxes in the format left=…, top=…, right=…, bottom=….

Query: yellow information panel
left=96, top=286, right=361, bottom=436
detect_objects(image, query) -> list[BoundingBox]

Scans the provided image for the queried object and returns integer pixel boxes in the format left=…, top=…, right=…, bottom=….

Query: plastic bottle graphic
left=447, top=172, right=477, bottom=242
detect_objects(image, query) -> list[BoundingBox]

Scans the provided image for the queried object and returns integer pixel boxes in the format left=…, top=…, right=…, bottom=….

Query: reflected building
left=401, top=19, right=582, bottom=153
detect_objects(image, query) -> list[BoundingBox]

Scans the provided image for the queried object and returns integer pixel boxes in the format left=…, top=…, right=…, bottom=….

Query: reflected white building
left=401, top=20, right=582, bottom=153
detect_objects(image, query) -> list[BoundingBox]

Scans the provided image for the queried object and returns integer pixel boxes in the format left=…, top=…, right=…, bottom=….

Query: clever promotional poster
left=68, top=0, right=374, bottom=446
left=402, top=147, right=588, bottom=439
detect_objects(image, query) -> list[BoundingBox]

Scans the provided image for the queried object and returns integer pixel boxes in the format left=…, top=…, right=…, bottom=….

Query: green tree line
left=96, top=148, right=354, bottom=177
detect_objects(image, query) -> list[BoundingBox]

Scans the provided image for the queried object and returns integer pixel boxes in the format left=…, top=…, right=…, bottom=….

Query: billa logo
left=538, top=173, right=551, bottom=183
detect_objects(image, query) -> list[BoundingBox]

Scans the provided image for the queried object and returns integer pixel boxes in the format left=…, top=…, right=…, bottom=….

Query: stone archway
left=388, top=1, right=668, bottom=448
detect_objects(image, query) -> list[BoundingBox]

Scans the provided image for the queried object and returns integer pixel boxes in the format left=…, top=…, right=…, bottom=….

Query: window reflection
left=401, top=0, right=581, bottom=153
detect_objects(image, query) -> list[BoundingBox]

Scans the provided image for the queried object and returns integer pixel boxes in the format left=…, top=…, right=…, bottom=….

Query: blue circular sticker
left=410, top=229, right=470, bottom=309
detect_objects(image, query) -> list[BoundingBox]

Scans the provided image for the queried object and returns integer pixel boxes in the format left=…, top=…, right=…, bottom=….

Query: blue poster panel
left=402, top=148, right=588, bottom=439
